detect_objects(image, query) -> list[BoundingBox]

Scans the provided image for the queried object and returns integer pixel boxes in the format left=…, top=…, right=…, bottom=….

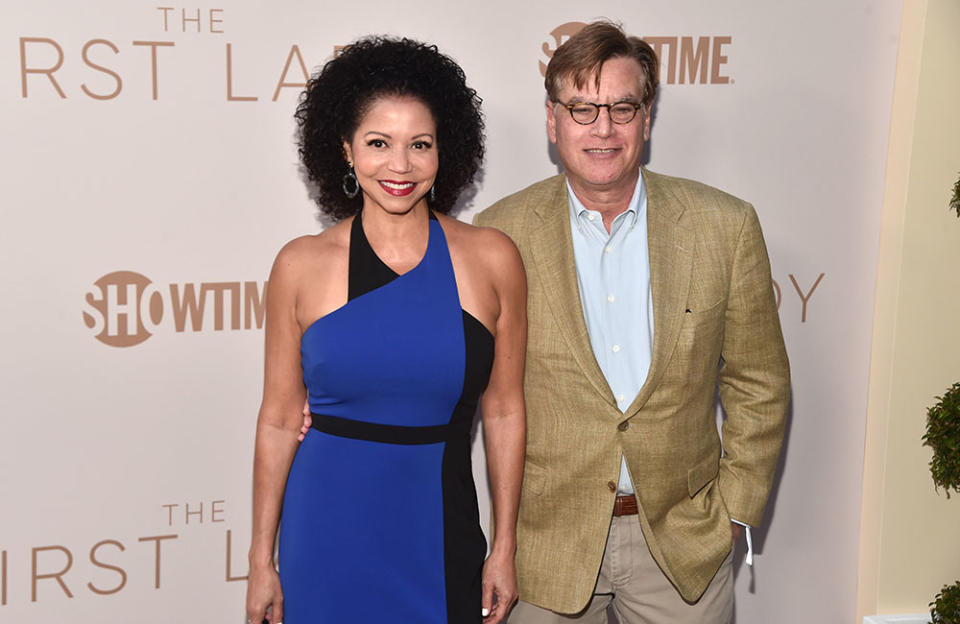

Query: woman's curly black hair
left=296, top=36, right=485, bottom=221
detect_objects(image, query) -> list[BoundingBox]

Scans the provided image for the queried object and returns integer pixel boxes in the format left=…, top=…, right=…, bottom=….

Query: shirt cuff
left=731, top=519, right=753, bottom=566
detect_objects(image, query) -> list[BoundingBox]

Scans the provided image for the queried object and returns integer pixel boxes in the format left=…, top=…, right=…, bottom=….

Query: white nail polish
left=482, top=608, right=490, bottom=617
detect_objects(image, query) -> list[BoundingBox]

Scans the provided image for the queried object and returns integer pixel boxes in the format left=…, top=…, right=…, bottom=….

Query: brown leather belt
left=612, top=494, right=638, bottom=516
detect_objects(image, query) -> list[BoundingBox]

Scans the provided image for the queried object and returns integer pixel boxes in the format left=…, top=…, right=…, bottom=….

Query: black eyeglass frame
left=558, top=101, right=645, bottom=125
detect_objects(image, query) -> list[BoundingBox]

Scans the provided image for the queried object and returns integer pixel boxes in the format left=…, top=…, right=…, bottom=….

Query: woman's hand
left=246, top=563, right=283, bottom=624
left=297, top=398, right=312, bottom=442
left=481, top=548, right=518, bottom=623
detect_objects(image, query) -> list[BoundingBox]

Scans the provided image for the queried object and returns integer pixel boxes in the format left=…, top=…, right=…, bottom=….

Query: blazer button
left=607, top=481, right=617, bottom=492
left=618, top=421, right=630, bottom=432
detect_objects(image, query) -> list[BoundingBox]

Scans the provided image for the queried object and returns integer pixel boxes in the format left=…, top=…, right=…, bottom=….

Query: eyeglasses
left=559, top=101, right=644, bottom=125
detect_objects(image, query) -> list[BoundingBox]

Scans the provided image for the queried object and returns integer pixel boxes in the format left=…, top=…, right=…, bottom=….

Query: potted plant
left=923, top=382, right=960, bottom=500
left=929, top=581, right=960, bottom=624
left=923, top=178, right=960, bottom=624
left=951, top=171, right=960, bottom=218
left=921, top=174, right=960, bottom=623
left=922, top=382, right=960, bottom=622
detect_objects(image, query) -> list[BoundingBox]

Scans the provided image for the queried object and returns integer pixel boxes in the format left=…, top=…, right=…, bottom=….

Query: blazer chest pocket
left=679, top=297, right=725, bottom=343
left=687, top=454, right=719, bottom=498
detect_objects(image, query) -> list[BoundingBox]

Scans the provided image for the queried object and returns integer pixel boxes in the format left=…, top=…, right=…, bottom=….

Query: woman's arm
left=478, top=229, right=527, bottom=623
left=246, top=243, right=309, bottom=624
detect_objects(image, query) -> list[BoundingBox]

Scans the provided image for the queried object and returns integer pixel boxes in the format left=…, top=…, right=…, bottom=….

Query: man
left=475, top=21, right=790, bottom=623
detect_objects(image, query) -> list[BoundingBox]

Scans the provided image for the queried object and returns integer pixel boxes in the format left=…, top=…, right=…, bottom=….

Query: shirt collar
left=567, top=171, right=646, bottom=232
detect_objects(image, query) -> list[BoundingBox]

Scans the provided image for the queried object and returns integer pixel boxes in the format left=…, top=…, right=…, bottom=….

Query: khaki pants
left=509, top=515, right=734, bottom=624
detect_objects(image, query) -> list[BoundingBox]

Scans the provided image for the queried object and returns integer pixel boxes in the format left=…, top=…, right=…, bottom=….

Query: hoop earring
left=429, top=185, right=436, bottom=202
left=341, top=166, right=359, bottom=199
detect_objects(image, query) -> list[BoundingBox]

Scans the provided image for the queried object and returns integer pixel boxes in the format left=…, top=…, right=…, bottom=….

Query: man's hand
left=298, top=399, right=312, bottom=442
left=731, top=522, right=743, bottom=544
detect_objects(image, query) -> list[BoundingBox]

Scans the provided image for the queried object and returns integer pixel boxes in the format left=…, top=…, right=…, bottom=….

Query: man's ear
left=546, top=100, right=558, bottom=144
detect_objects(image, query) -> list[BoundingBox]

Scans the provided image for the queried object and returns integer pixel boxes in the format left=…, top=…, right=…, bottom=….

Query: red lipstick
left=378, top=180, right=417, bottom=197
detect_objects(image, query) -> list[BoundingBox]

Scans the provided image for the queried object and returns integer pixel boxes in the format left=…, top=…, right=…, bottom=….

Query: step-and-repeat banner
left=0, top=2, right=902, bottom=622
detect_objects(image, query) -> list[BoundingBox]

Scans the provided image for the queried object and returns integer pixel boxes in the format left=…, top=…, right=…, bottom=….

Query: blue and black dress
left=278, top=212, right=494, bottom=623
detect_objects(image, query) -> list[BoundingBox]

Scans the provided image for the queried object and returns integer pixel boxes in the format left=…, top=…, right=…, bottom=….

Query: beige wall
left=859, top=0, right=960, bottom=618
left=0, top=2, right=903, bottom=621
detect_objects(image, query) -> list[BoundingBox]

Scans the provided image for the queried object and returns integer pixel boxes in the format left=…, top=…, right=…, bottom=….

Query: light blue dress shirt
left=567, top=174, right=653, bottom=495
left=566, top=171, right=754, bottom=562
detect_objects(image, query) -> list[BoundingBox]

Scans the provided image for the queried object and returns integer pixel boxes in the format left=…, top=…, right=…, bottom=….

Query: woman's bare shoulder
left=437, top=214, right=519, bottom=264
left=437, top=214, right=525, bottom=314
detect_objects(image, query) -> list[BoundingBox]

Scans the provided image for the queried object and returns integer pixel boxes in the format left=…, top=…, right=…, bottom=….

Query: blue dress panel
left=278, top=213, right=494, bottom=623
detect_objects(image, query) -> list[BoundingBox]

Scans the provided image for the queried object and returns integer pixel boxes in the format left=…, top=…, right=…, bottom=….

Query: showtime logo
left=540, top=22, right=733, bottom=85
left=82, top=271, right=267, bottom=347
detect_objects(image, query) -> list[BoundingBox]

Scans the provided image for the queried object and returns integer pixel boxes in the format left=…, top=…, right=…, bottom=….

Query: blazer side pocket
left=523, top=461, right=546, bottom=497
left=687, top=453, right=720, bottom=498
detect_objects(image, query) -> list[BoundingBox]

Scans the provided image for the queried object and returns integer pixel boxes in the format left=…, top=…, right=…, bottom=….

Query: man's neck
left=568, top=170, right=641, bottom=233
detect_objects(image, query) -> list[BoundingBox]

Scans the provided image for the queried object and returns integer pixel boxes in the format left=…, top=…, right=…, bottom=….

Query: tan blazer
left=475, top=169, right=790, bottom=611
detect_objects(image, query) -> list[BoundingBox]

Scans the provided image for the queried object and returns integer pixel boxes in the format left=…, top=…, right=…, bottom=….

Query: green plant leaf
left=930, top=580, right=960, bottom=623
left=952, top=171, right=960, bottom=218
left=923, top=382, right=960, bottom=498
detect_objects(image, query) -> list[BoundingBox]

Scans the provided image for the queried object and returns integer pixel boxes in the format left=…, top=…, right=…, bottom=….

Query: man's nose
left=591, top=107, right=614, bottom=138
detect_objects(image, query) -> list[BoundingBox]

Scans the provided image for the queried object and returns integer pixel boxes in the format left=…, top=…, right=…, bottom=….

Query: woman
left=245, top=37, right=526, bottom=624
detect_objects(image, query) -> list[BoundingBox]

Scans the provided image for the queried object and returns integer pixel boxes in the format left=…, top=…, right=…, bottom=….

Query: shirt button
left=607, top=481, right=617, bottom=492
left=604, top=246, right=612, bottom=253
left=607, top=294, right=615, bottom=303
left=617, top=393, right=625, bottom=402
left=612, top=344, right=620, bottom=353
left=588, top=214, right=596, bottom=221
left=618, top=421, right=630, bottom=432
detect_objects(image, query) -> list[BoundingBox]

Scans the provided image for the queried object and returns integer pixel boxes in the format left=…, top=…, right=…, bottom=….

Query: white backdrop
left=0, top=1, right=902, bottom=622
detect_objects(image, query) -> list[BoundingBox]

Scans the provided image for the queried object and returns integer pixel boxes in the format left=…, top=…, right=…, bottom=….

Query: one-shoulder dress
left=278, top=213, right=494, bottom=623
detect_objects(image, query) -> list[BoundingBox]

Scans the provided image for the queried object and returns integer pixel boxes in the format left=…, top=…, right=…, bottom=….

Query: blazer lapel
left=625, top=169, right=694, bottom=417
left=528, top=177, right=616, bottom=407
